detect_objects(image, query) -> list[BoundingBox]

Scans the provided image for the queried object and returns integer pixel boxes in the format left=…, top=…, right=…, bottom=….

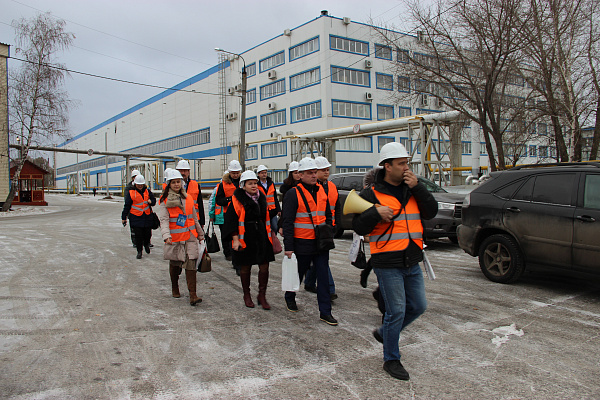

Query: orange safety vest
left=215, top=180, right=237, bottom=216
left=294, top=184, right=328, bottom=240
left=258, top=180, right=277, bottom=212
left=129, top=189, right=151, bottom=216
left=230, top=194, right=273, bottom=249
left=161, top=194, right=198, bottom=243
left=369, top=189, right=423, bottom=254
left=321, top=180, right=339, bottom=226
left=186, top=179, right=201, bottom=217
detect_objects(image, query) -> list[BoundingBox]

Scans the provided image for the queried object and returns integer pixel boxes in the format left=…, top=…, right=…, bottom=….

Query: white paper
left=196, top=240, right=206, bottom=269
left=348, top=232, right=363, bottom=262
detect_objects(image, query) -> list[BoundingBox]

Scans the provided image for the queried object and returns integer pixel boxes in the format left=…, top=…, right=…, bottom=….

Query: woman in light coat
left=157, top=170, right=204, bottom=306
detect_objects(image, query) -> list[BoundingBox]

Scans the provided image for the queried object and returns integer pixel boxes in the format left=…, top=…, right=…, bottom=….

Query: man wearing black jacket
left=352, top=142, right=437, bottom=380
left=281, top=157, right=337, bottom=326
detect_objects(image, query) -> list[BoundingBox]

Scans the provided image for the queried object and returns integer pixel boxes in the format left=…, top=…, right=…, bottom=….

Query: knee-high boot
left=240, top=269, right=254, bottom=308
left=169, top=265, right=181, bottom=298
left=257, top=268, right=271, bottom=310
left=185, top=269, right=202, bottom=306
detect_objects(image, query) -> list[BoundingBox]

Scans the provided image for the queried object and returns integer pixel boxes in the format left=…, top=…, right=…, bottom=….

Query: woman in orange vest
left=157, top=170, right=204, bottom=306
left=216, top=160, right=242, bottom=265
left=222, top=170, right=275, bottom=309
left=255, top=164, right=281, bottom=231
left=121, top=174, right=156, bottom=259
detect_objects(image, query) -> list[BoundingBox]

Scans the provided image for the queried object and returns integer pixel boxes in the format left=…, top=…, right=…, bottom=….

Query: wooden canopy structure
left=9, top=160, right=50, bottom=206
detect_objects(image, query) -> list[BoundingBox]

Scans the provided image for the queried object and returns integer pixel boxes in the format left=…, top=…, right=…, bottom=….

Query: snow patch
left=491, top=323, right=524, bottom=347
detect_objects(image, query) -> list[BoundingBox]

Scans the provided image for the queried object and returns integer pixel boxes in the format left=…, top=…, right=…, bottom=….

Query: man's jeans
left=374, top=265, right=427, bottom=361
left=285, top=252, right=332, bottom=315
left=304, top=263, right=335, bottom=294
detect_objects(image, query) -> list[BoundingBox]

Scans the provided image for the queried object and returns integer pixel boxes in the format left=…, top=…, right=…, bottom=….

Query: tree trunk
left=551, top=115, right=569, bottom=162
left=590, top=99, right=600, bottom=160
left=1, top=161, right=25, bottom=212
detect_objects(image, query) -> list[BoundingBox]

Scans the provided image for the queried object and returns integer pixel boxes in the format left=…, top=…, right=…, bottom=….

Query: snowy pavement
left=0, top=193, right=599, bottom=399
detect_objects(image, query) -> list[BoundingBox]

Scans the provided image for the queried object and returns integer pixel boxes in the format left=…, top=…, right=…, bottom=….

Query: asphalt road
left=0, top=194, right=599, bottom=399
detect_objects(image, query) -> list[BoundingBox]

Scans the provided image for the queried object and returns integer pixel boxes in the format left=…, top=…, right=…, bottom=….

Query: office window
left=331, top=66, right=370, bottom=87
left=480, top=142, right=487, bottom=155
left=330, top=35, right=369, bottom=55
left=259, top=51, right=284, bottom=72
left=376, top=73, right=393, bottom=90
left=538, top=146, right=548, bottom=157
left=337, top=137, right=372, bottom=152
left=529, top=145, right=537, bottom=157
left=332, top=100, right=371, bottom=120
left=289, top=36, right=319, bottom=61
left=261, top=110, right=286, bottom=129
left=538, top=122, right=548, bottom=135
left=246, top=145, right=258, bottom=160
left=290, top=67, right=320, bottom=91
left=462, top=141, right=472, bottom=154
left=378, top=136, right=395, bottom=151
left=375, top=44, right=392, bottom=60
left=245, top=117, right=257, bottom=133
left=377, top=104, right=394, bottom=120
left=399, top=106, right=411, bottom=118
left=397, top=48, right=409, bottom=63
left=398, top=76, right=410, bottom=93
left=246, top=63, right=256, bottom=77
left=399, top=137, right=410, bottom=150
left=291, top=101, right=321, bottom=123
left=261, top=141, right=287, bottom=158
left=246, top=88, right=256, bottom=104
left=260, top=79, right=285, bottom=100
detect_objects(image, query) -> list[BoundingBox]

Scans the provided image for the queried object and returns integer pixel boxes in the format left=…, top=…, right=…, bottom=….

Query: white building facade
left=55, top=12, right=555, bottom=192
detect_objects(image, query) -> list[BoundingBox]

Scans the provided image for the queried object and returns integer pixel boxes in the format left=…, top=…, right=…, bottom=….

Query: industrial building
left=54, top=11, right=557, bottom=192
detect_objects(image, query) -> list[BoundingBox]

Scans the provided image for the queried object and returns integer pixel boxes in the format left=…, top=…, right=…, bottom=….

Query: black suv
left=457, top=163, right=600, bottom=283
left=329, top=172, right=465, bottom=241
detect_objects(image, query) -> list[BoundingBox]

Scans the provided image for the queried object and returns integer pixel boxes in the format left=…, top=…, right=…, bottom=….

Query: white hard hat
left=133, top=174, right=146, bottom=185
left=176, top=159, right=191, bottom=170
left=298, top=157, right=318, bottom=172
left=131, top=169, right=141, bottom=178
left=379, top=142, right=410, bottom=166
left=228, top=160, right=242, bottom=172
left=288, top=161, right=300, bottom=172
left=239, top=170, right=258, bottom=188
left=256, top=164, right=268, bottom=173
left=314, top=156, right=331, bottom=169
left=167, top=170, right=183, bottom=182
left=163, top=168, right=173, bottom=181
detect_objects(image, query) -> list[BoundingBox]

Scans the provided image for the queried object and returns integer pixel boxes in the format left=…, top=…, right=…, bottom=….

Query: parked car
left=457, top=162, right=600, bottom=283
left=329, top=172, right=465, bottom=242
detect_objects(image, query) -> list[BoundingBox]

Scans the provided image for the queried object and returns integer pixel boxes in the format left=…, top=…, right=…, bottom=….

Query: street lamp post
left=215, top=48, right=247, bottom=170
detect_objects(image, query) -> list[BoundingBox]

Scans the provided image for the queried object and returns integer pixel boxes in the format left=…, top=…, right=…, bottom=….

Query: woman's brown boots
left=185, top=270, right=202, bottom=306
left=169, top=265, right=181, bottom=298
left=256, top=269, right=271, bottom=310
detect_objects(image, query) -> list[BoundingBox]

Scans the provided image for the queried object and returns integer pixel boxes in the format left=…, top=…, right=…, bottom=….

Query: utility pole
left=105, top=130, right=110, bottom=198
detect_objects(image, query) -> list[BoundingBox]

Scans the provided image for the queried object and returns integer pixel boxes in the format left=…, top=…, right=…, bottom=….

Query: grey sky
left=1, top=0, right=412, bottom=142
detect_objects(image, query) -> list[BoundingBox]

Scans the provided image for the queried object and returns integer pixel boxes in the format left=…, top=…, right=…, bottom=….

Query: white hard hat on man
left=298, top=157, right=318, bottom=172
left=176, top=159, right=191, bottom=170
left=379, top=142, right=410, bottom=165
left=133, top=174, right=146, bottom=185
left=314, top=156, right=331, bottom=169
left=228, top=160, right=242, bottom=172
left=256, top=165, right=268, bottom=173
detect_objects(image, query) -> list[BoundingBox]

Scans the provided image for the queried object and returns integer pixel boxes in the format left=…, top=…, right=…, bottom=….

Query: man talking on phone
left=352, top=142, right=437, bottom=380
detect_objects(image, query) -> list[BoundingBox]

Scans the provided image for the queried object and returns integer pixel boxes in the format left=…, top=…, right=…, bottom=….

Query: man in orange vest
left=255, top=165, right=281, bottom=231
left=281, top=157, right=337, bottom=326
left=352, top=142, right=437, bottom=381
left=216, top=160, right=242, bottom=264
left=304, top=156, right=339, bottom=298
left=176, top=160, right=205, bottom=227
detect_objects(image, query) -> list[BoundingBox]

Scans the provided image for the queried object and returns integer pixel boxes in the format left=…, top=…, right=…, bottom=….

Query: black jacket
left=352, top=169, right=437, bottom=269
left=121, top=186, right=157, bottom=228
left=222, top=188, right=275, bottom=266
left=281, top=182, right=333, bottom=255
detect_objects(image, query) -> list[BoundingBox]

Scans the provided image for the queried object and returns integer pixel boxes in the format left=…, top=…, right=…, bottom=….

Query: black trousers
left=132, top=227, right=152, bottom=251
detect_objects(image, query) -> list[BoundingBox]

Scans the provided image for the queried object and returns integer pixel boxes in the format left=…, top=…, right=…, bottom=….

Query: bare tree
left=374, top=0, right=533, bottom=171
left=586, top=1, right=600, bottom=160
left=2, top=13, right=74, bottom=212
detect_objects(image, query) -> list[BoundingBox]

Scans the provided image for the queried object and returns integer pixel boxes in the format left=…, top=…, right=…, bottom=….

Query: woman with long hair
left=279, top=161, right=300, bottom=197
left=222, top=170, right=275, bottom=309
left=157, top=170, right=204, bottom=306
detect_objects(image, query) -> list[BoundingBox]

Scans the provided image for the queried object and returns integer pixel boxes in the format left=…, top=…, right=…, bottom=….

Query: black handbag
left=297, top=187, right=335, bottom=252
left=205, top=221, right=221, bottom=253
left=351, top=240, right=368, bottom=269
left=150, top=209, right=160, bottom=230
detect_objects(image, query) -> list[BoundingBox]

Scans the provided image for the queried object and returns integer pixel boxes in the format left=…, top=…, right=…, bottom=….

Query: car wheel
left=478, top=234, right=525, bottom=283
left=334, top=225, right=344, bottom=238
left=448, top=236, right=458, bottom=244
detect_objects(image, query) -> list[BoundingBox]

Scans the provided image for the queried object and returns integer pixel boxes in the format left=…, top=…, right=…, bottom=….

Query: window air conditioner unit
left=343, top=17, right=351, bottom=25
left=365, top=60, right=373, bottom=68
left=268, top=102, right=277, bottom=110
left=234, top=84, right=242, bottom=92
left=365, top=92, right=373, bottom=101
left=284, top=28, right=291, bottom=36
left=227, top=87, right=235, bottom=95
left=420, top=94, right=429, bottom=106
left=229, top=112, right=238, bottom=120
left=435, top=97, right=443, bottom=108
left=268, top=70, right=277, bottom=80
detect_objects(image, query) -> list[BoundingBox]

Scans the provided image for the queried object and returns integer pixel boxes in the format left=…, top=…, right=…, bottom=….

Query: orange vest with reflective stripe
left=258, top=180, right=277, bottom=212
left=321, top=180, right=339, bottom=226
left=215, top=180, right=237, bottom=216
left=185, top=179, right=201, bottom=217
left=369, top=189, right=423, bottom=254
left=129, top=189, right=151, bottom=216
left=230, top=194, right=273, bottom=249
left=161, top=194, right=198, bottom=243
left=294, top=184, right=328, bottom=240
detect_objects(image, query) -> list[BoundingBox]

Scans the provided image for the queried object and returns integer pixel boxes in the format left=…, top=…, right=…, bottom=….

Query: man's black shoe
left=320, top=314, right=338, bottom=326
left=360, top=269, right=369, bottom=288
left=383, top=360, right=410, bottom=380
left=226, top=255, right=232, bottom=261
left=144, top=244, right=151, bottom=254
left=148, top=243, right=154, bottom=248
left=373, top=329, right=383, bottom=344
left=285, top=299, right=298, bottom=312
left=304, top=285, right=317, bottom=293
left=330, top=293, right=338, bottom=301
left=136, top=251, right=143, bottom=259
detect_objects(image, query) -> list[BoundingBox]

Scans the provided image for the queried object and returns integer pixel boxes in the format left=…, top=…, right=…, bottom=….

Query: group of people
left=120, top=142, right=438, bottom=381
